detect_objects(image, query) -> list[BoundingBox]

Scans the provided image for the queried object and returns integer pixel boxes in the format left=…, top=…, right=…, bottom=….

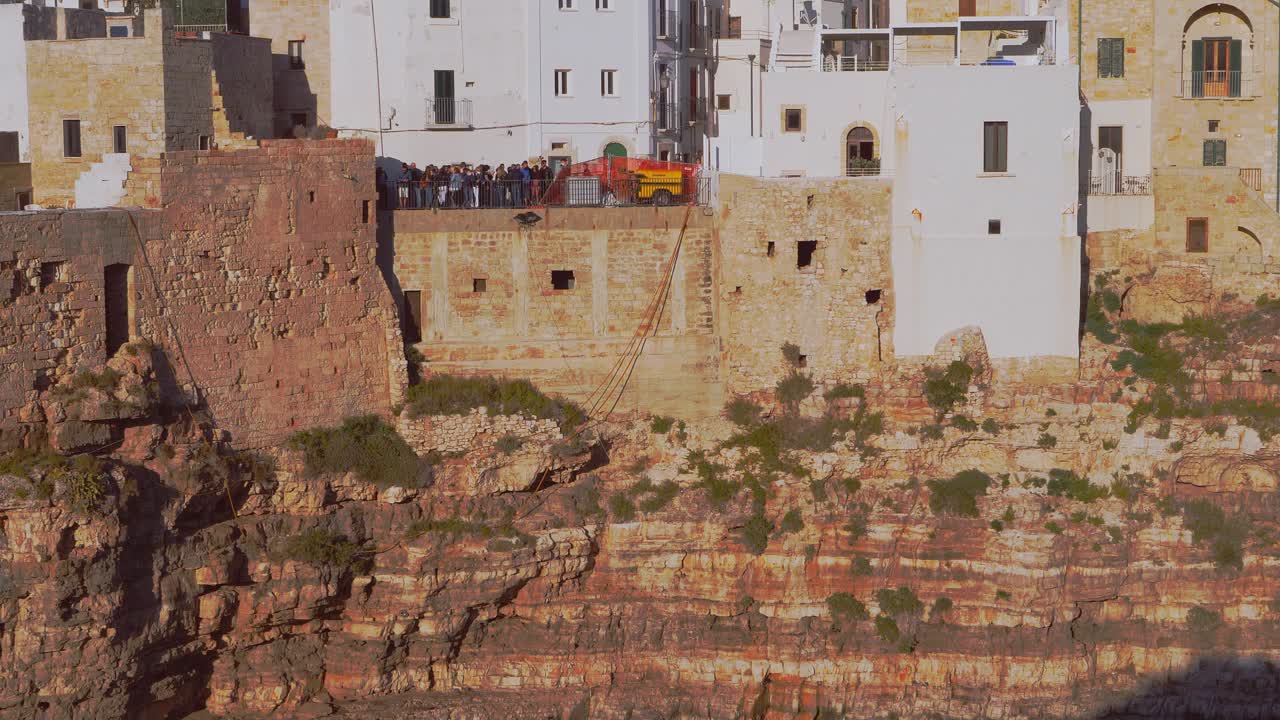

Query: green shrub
left=405, top=375, right=584, bottom=430
left=280, top=529, right=371, bottom=573
left=740, top=514, right=773, bottom=555
left=1186, top=606, right=1222, bottom=634
left=874, top=615, right=901, bottom=644
left=0, top=447, right=106, bottom=511
left=823, top=384, right=865, bottom=402
left=1037, top=433, right=1058, bottom=449
left=1002, top=507, right=1015, bottom=523
left=781, top=342, right=803, bottom=367
left=405, top=516, right=492, bottom=540
left=951, top=415, right=978, bottom=432
left=735, top=595, right=756, bottom=614
left=289, top=415, right=431, bottom=488
left=1045, top=521, right=1064, bottom=534
left=637, top=480, right=680, bottom=512
left=920, top=424, right=944, bottom=440
left=495, top=434, right=523, bottom=455
left=609, top=493, right=637, bottom=522
left=842, top=477, right=863, bottom=495
left=724, top=397, right=763, bottom=427
left=1045, top=469, right=1110, bottom=503
left=780, top=508, right=804, bottom=534
left=923, top=361, right=974, bottom=419
left=827, top=592, right=869, bottom=622
left=845, top=512, right=869, bottom=540
left=995, top=589, right=1012, bottom=601
left=989, top=519, right=1004, bottom=532
left=850, top=555, right=873, bottom=576
left=876, top=587, right=924, bottom=616
left=932, top=597, right=953, bottom=617
left=688, top=452, right=739, bottom=506
left=809, top=478, right=828, bottom=503
left=650, top=415, right=676, bottom=434
left=1181, top=499, right=1249, bottom=571
left=567, top=478, right=604, bottom=517
left=980, top=418, right=1000, bottom=434
left=775, top=372, right=816, bottom=407
left=926, top=469, right=992, bottom=517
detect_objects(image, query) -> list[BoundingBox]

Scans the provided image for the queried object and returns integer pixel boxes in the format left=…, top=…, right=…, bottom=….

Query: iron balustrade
left=822, top=57, right=890, bottom=72
left=1180, top=71, right=1254, bottom=99
left=425, top=97, right=474, bottom=127
left=1241, top=168, right=1263, bottom=192
left=1086, top=173, right=1152, bottom=196
left=385, top=176, right=712, bottom=210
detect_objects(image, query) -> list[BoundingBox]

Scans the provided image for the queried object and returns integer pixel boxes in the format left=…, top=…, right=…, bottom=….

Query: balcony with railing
left=656, top=10, right=680, bottom=44
left=1179, top=71, right=1257, bottom=99
left=1086, top=173, right=1152, bottom=196
left=821, top=37, right=890, bottom=71
left=654, top=101, right=680, bottom=136
left=845, top=158, right=885, bottom=177
left=425, top=98, right=473, bottom=128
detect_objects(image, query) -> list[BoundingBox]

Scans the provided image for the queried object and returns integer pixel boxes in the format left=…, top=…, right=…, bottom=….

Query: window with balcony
left=1190, top=37, right=1243, bottom=98
left=1203, top=139, right=1227, bottom=166
left=983, top=121, right=1007, bottom=173
left=554, top=69, right=571, bottom=96
left=1098, top=38, right=1125, bottom=78
left=429, top=0, right=449, bottom=18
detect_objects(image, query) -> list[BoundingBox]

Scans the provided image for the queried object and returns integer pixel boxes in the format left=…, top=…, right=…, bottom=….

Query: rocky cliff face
left=5, top=286, right=1280, bottom=720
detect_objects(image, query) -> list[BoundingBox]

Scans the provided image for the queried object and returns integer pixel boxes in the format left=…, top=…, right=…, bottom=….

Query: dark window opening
left=39, top=261, right=63, bottom=291
left=104, top=263, right=131, bottom=357
left=290, top=112, right=308, bottom=129
left=473, top=278, right=487, bottom=293
left=983, top=121, right=1007, bottom=173
left=551, top=270, right=576, bottom=290
left=797, top=240, right=817, bottom=268
left=16, top=190, right=31, bottom=209
left=63, top=119, right=81, bottom=158
left=716, top=94, right=731, bottom=110
left=1187, top=218, right=1208, bottom=253
left=403, top=290, right=423, bottom=342
left=865, top=289, right=882, bottom=304
left=796, top=354, right=808, bottom=368
left=361, top=200, right=370, bottom=223
left=766, top=241, right=776, bottom=257
left=199, top=135, right=211, bottom=151
left=108, top=23, right=129, bottom=37
left=1209, top=119, right=1221, bottom=132
left=784, top=108, right=802, bottom=132
left=429, top=0, right=450, bottom=18
left=112, top=125, right=127, bottom=154
left=308, top=190, right=316, bottom=203
left=1203, top=139, right=1227, bottom=167
left=288, top=40, right=305, bottom=69
left=988, top=219, right=1002, bottom=234
left=0, top=131, right=18, bottom=163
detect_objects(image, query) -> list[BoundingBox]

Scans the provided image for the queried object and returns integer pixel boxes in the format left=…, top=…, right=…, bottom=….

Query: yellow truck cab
left=632, top=169, right=685, bottom=205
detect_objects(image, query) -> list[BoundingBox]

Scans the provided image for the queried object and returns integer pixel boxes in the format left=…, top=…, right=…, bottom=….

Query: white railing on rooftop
left=821, top=56, right=889, bottom=71
left=174, top=24, right=227, bottom=34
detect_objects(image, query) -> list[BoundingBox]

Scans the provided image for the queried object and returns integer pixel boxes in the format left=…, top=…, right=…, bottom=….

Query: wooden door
left=1204, top=38, right=1230, bottom=97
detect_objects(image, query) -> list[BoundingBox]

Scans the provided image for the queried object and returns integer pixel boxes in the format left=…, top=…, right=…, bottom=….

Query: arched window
left=1182, top=4, right=1253, bottom=98
left=845, top=126, right=878, bottom=176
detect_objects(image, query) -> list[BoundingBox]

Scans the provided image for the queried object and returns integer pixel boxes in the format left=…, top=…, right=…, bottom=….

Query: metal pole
left=748, top=53, right=755, bottom=137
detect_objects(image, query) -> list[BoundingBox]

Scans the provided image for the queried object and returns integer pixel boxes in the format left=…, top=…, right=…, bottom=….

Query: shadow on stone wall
left=1089, top=655, right=1280, bottom=719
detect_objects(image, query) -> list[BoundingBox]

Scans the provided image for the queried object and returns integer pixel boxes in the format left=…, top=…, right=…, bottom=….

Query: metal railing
left=655, top=102, right=680, bottom=134
left=425, top=98, right=473, bottom=127
left=386, top=176, right=712, bottom=210
left=845, top=161, right=884, bottom=177
left=656, top=10, right=680, bottom=42
left=822, top=57, right=889, bottom=72
left=1180, top=71, right=1255, bottom=99
left=174, top=24, right=228, bottom=35
left=1086, top=173, right=1152, bottom=196
left=1241, top=167, right=1263, bottom=192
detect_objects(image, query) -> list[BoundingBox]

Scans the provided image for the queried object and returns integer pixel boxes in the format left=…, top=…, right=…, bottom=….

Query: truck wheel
left=653, top=190, right=673, bottom=206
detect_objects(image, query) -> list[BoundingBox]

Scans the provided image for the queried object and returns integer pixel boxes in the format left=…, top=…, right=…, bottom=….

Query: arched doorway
left=604, top=142, right=628, bottom=159
left=845, top=126, right=876, bottom=175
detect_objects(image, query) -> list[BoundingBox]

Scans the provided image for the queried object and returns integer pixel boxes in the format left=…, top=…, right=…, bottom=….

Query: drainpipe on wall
left=1271, top=0, right=1280, bottom=213
left=748, top=53, right=755, bottom=137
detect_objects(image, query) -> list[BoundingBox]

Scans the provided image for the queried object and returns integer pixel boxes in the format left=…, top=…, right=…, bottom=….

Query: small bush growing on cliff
left=781, top=342, right=804, bottom=367
left=279, top=529, right=371, bottom=573
left=850, top=555, right=873, bottom=577
left=739, top=513, right=773, bottom=554
left=779, top=508, right=804, bottom=534
left=932, top=597, right=954, bottom=618
left=724, top=397, right=763, bottom=427
left=1181, top=499, right=1249, bottom=571
left=405, top=375, right=585, bottom=431
left=637, top=480, right=680, bottom=513
left=649, top=415, right=676, bottom=434
left=925, top=470, right=992, bottom=518
left=876, top=587, right=924, bottom=617
left=1045, top=469, right=1110, bottom=503
left=1036, top=432, right=1058, bottom=449
left=494, top=434, right=523, bottom=455
left=289, top=415, right=432, bottom=488
left=981, top=418, right=1000, bottom=435
left=1186, top=606, right=1223, bottom=634
left=609, top=493, right=637, bottom=522
left=951, top=415, right=978, bottom=432
left=775, top=372, right=816, bottom=407
left=845, top=511, right=869, bottom=541
left=1044, top=521, right=1064, bottom=534
left=923, top=361, right=974, bottom=420
left=823, top=384, right=865, bottom=402
left=0, top=447, right=107, bottom=512
left=827, top=592, right=869, bottom=622
left=874, top=615, right=901, bottom=644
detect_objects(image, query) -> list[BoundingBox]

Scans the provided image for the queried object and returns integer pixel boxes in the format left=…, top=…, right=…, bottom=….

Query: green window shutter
left=1230, top=39, right=1242, bottom=96
left=1114, top=39, right=1125, bottom=78
left=1191, top=40, right=1205, bottom=97
left=1217, top=140, right=1227, bottom=166
left=1203, top=140, right=1214, bottom=166
left=1098, top=39, right=1112, bottom=78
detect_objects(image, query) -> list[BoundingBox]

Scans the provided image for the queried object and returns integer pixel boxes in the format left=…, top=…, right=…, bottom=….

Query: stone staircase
left=211, top=73, right=259, bottom=151
left=73, top=153, right=132, bottom=208
left=774, top=29, right=817, bottom=69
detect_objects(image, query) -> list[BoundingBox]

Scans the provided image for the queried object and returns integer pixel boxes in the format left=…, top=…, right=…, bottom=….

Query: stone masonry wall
left=210, top=33, right=274, bottom=141
left=248, top=0, right=331, bottom=134
left=162, top=35, right=216, bottom=152
left=0, top=164, right=31, bottom=211
left=391, top=207, right=721, bottom=419
left=1066, top=0, right=1155, bottom=103
left=717, top=174, right=893, bottom=395
left=907, top=0, right=1019, bottom=23
left=0, top=139, right=404, bottom=449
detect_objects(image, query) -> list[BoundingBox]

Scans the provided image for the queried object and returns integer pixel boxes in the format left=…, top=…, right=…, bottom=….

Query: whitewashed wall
left=0, top=4, right=30, bottom=162
left=758, top=69, right=893, bottom=177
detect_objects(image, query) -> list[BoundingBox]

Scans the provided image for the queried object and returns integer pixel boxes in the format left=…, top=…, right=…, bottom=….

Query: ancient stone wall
left=161, top=36, right=216, bottom=151
left=248, top=0, right=331, bottom=134
left=1153, top=166, right=1280, bottom=257
left=1067, top=0, right=1155, bottom=102
left=391, top=207, right=722, bottom=418
left=717, top=174, right=893, bottom=394
left=0, top=139, right=404, bottom=449
left=0, top=164, right=31, bottom=211
left=210, top=33, right=274, bottom=141
left=906, top=0, right=1019, bottom=22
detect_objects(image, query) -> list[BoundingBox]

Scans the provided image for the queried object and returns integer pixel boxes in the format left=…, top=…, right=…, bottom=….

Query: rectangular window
left=988, top=219, right=1002, bottom=234
left=429, top=0, right=450, bottom=18
left=600, top=69, right=617, bottom=97
left=1209, top=119, right=1221, bottom=132
left=108, top=23, right=129, bottom=37
left=433, top=70, right=456, bottom=123
left=0, top=131, right=17, bottom=163
left=1191, top=38, right=1243, bottom=98
left=16, top=190, right=31, bottom=209
left=473, top=278, right=487, bottom=292
left=104, top=263, right=131, bottom=356
left=112, top=125, right=127, bottom=154
left=290, top=113, right=308, bottom=129
left=1098, top=38, right=1125, bottom=78
left=783, top=108, right=803, bottom=132
left=558, top=0, right=575, bottom=8
left=551, top=270, right=575, bottom=290
left=596, top=0, right=611, bottom=8
left=554, top=69, right=571, bottom=96
left=361, top=200, right=370, bottom=224
left=716, top=94, right=731, bottom=110
left=1203, top=138, right=1227, bottom=166
left=62, top=119, right=81, bottom=158
left=402, top=290, right=423, bottom=342
left=288, top=40, right=304, bottom=69
left=797, top=241, right=816, bottom=268
left=958, top=0, right=976, bottom=16
left=1187, top=218, right=1208, bottom=253
left=199, top=135, right=212, bottom=151
left=983, top=121, right=1008, bottom=173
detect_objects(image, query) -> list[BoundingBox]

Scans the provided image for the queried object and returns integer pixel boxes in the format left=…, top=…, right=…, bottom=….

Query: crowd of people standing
left=376, top=160, right=557, bottom=209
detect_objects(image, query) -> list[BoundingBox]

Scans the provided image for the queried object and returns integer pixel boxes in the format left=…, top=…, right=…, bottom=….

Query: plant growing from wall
left=278, top=529, right=372, bottom=574
left=289, top=415, right=433, bottom=488
left=926, top=470, right=992, bottom=518
left=405, top=375, right=585, bottom=431
left=923, top=361, right=974, bottom=420
left=827, top=592, right=869, bottom=623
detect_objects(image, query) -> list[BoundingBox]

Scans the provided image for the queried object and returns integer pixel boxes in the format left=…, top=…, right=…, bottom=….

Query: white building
left=306, top=0, right=714, bottom=170
left=710, top=0, right=1082, bottom=361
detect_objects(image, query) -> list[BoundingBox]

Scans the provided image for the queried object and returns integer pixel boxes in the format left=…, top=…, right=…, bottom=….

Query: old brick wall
left=717, top=175, right=892, bottom=394
left=0, top=164, right=31, bottom=211
left=1, top=139, right=404, bottom=449
left=391, top=207, right=722, bottom=418
left=162, top=36, right=216, bottom=151
left=210, top=34, right=274, bottom=141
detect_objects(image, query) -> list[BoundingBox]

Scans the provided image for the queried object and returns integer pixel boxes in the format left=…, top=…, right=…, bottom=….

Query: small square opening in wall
left=308, top=190, right=316, bottom=203
left=1209, top=120, right=1221, bottom=133
left=361, top=200, right=370, bottom=223
left=39, top=261, right=64, bottom=290
left=797, top=240, right=817, bottom=268
left=988, top=219, right=1002, bottom=235
left=865, top=289, right=882, bottom=304
left=551, top=270, right=575, bottom=290
left=473, top=278, right=487, bottom=293
left=796, top=354, right=808, bottom=368
left=766, top=241, right=776, bottom=257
